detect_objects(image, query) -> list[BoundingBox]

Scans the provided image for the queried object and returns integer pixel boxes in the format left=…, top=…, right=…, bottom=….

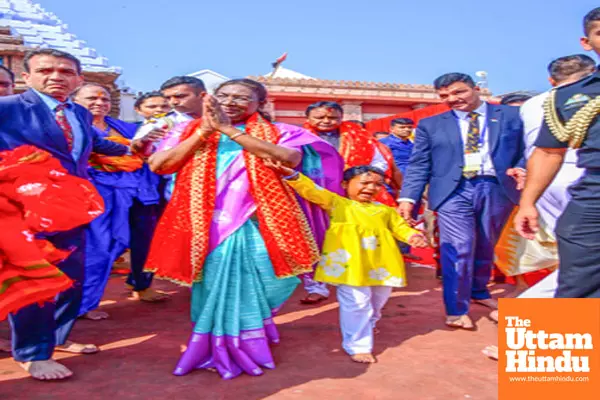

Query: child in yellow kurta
left=266, top=162, right=428, bottom=364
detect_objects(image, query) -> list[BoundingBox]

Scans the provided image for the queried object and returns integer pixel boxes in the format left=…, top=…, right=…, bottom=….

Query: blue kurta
left=379, top=135, right=414, bottom=174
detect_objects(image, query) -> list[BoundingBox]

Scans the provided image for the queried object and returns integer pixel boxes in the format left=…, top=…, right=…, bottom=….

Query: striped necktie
left=463, top=111, right=480, bottom=178
left=55, top=103, right=74, bottom=152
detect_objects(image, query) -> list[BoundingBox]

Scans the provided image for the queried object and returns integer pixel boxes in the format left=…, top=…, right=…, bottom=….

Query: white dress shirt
left=453, top=101, right=496, bottom=176
left=370, top=147, right=388, bottom=171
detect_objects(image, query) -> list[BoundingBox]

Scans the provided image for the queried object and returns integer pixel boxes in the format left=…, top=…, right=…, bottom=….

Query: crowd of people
left=0, top=6, right=598, bottom=384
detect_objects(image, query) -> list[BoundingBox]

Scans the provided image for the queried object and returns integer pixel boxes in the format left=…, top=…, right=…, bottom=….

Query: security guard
left=515, top=7, right=600, bottom=298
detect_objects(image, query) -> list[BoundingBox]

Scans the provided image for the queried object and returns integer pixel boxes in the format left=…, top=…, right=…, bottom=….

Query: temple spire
left=0, top=0, right=119, bottom=73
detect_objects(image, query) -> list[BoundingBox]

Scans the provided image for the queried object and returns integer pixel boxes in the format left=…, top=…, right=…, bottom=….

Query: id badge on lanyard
left=461, top=117, right=488, bottom=174
left=464, top=153, right=483, bottom=173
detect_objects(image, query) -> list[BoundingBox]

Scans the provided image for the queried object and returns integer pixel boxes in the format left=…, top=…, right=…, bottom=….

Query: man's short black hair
left=305, top=101, right=344, bottom=116
left=160, top=76, right=206, bottom=93
left=548, top=54, right=596, bottom=82
left=23, top=48, right=82, bottom=74
left=500, top=92, right=534, bottom=106
left=134, top=91, right=165, bottom=109
left=343, top=165, right=385, bottom=182
left=433, top=73, right=476, bottom=90
left=584, top=7, right=600, bottom=35
left=0, top=65, right=15, bottom=83
left=391, top=118, right=414, bottom=127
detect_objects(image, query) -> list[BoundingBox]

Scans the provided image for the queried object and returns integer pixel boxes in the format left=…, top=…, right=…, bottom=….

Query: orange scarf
left=303, top=121, right=397, bottom=206
left=89, top=136, right=144, bottom=173
left=145, top=113, right=320, bottom=285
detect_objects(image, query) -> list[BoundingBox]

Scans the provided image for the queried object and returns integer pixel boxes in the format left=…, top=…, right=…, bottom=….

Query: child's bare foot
left=0, top=338, right=11, bottom=352
left=20, top=360, right=73, bottom=380
left=350, top=353, right=377, bottom=364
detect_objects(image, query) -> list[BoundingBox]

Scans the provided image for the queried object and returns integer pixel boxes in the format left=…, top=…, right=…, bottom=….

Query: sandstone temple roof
left=0, top=0, right=119, bottom=73
left=248, top=67, right=492, bottom=102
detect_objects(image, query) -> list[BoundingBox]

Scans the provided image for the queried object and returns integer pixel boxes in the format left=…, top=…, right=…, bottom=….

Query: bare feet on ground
left=445, top=315, right=475, bottom=330
left=82, top=310, right=109, bottom=320
left=131, top=288, right=169, bottom=302
left=473, top=298, right=498, bottom=310
left=350, top=353, right=377, bottom=364
left=0, top=338, right=11, bottom=352
left=300, top=293, right=328, bottom=305
left=55, top=340, right=99, bottom=354
left=20, top=360, right=73, bottom=380
left=482, top=345, right=498, bottom=360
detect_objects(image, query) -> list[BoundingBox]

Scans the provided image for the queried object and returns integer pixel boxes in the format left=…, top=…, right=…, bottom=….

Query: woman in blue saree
left=145, top=79, right=343, bottom=379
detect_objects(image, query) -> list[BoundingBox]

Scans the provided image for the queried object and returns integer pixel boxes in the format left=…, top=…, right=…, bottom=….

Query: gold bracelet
left=229, top=131, right=246, bottom=140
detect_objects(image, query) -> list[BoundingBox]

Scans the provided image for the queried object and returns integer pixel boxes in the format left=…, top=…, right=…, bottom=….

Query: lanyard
left=477, top=118, right=488, bottom=149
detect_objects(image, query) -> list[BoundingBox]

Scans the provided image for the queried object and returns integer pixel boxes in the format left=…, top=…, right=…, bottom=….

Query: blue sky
left=42, top=0, right=598, bottom=95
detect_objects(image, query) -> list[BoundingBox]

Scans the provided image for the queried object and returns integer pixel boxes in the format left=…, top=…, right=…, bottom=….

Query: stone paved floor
left=0, top=265, right=510, bottom=400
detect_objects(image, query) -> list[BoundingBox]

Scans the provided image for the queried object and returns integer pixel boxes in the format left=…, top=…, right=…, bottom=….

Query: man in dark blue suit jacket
left=399, top=73, right=525, bottom=329
left=0, top=49, right=127, bottom=380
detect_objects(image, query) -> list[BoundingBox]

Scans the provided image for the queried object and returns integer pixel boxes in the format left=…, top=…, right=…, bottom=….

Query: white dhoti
left=495, top=163, right=583, bottom=277
left=337, top=285, right=392, bottom=355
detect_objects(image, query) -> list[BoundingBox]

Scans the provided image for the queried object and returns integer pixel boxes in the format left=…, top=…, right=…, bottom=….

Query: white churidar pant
left=336, top=285, right=393, bottom=355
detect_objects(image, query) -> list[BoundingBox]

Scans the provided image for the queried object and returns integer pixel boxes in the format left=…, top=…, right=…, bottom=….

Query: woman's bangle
left=283, top=171, right=299, bottom=180
left=229, top=131, right=246, bottom=141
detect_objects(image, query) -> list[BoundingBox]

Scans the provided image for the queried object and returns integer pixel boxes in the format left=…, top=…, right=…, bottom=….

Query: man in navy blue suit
left=0, top=49, right=128, bottom=380
left=399, top=73, right=525, bottom=329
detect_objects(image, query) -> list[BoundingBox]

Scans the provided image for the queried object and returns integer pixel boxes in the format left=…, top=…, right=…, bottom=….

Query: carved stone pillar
left=341, top=101, right=363, bottom=121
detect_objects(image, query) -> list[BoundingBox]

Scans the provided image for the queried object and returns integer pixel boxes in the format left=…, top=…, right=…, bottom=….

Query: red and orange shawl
left=89, top=136, right=144, bottom=173
left=145, top=113, right=320, bottom=286
left=0, top=146, right=105, bottom=320
left=303, top=121, right=397, bottom=206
